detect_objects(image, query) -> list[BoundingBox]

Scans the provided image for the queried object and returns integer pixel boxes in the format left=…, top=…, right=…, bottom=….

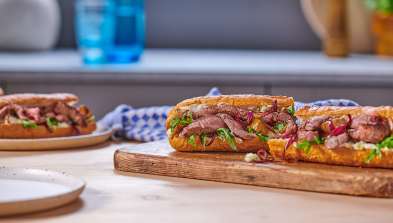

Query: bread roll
left=167, top=95, right=294, bottom=152
left=267, top=106, right=393, bottom=168
left=0, top=93, right=96, bottom=138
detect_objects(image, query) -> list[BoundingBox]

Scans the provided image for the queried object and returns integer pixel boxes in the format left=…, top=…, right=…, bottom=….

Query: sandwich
left=166, top=95, right=295, bottom=152
left=0, top=93, right=96, bottom=138
left=268, top=106, right=393, bottom=168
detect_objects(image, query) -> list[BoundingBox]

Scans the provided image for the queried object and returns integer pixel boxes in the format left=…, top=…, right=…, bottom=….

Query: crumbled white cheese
left=258, top=105, right=269, bottom=112
left=188, top=104, right=208, bottom=113
left=166, top=129, right=172, bottom=137
left=8, top=116, right=22, bottom=124
left=244, top=153, right=260, bottom=163
left=353, top=142, right=377, bottom=150
left=57, top=122, right=70, bottom=128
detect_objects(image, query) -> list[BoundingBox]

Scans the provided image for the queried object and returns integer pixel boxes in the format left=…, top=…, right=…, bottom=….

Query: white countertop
left=0, top=49, right=393, bottom=86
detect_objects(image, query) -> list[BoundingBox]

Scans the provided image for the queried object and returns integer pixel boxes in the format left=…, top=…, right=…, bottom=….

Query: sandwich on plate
left=166, top=95, right=295, bottom=152
left=268, top=106, right=393, bottom=168
left=0, top=93, right=96, bottom=138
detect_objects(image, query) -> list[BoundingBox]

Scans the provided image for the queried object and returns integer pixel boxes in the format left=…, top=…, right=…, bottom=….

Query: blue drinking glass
left=75, top=0, right=115, bottom=64
left=106, top=0, right=145, bottom=63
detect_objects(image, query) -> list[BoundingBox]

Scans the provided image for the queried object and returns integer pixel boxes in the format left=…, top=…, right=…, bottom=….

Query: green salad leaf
left=297, top=140, right=312, bottom=154
left=169, top=118, right=180, bottom=134
left=256, top=132, right=269, bottom=142
left=180, top=112, right=193, bottom=126
left=366, top=147, right=382, bottom=163
left=247, top=127, right=269, bottom=142
left=217, top=128, right=237, bottom=151
left=296, top=136, right=324, bottom=154
left=274, top=123, right=286, bottom=132
left=366, top=136, right=393, bottom=162
left=378, top=136, right=393, bottom=149
left=169, top=111, right=193, bottom=134
left=365, top=0, right=393, bottom=13
left=46, top=117, right=59, bottom=128
left=287, top=105, right=295, bottom=116
left=22, top=120, right=37, bottom=129
left=314, top=136, right=324, bottom=145
left=188, top=134, right=196, bottom=147
left=200, top=133, right=208, bottom=147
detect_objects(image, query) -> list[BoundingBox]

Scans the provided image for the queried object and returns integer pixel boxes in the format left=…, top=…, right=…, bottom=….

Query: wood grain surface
left=3, top=141, right=393, bottom=223
left=115, top=140, right=393, bottom=198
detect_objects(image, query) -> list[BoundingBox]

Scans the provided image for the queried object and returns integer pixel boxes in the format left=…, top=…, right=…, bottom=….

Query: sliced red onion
left=271, top=100, right=278, bottom=112
left=234, top=112, right=242, bottom=123
left=285, top=134, right=296, bottom=150
left=329, top=114, right=352, bottom=136
left=256, top=149, right=270, bottom=162
left=330, top=125, right=347, bottom=136
left=328, top=120, right=335, bottom=132
left=257, top=100, right=278, bottom=117
left=347, top=114, right=352, bottom=126
left=246, top=111, right=254, bottom=124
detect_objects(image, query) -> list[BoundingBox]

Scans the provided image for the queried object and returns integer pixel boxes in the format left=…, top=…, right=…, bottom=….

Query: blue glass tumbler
left=75, top=0, right=115, bottom=64
left=106, top=0, right=145, bottom=63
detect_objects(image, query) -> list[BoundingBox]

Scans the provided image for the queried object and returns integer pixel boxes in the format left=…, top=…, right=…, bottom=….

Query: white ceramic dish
left=0, top=128, right=112, bottom=151
left=0, top=167, right=85, bottom=216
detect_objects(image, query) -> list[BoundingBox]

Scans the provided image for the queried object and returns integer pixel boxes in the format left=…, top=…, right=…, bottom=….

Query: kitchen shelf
left=1, top=49, right=393, bottom=117
left=0, top=49, right=392, bottom=87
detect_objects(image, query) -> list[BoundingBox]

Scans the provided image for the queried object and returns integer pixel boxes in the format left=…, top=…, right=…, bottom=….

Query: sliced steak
left=25, top=107, right=41, bottom=122
left=0, top=105, right=10, bottom=120
left=351, top=114, right=385, bottom=128
left=303, top=115, right=329, bottom=131
left=348, top=114, right=390, bottom=143
left=297, top=130, right=319, bottom=142
left=261, top=112, right=279, bottom=125
left=56, top=114, right=69, bottom=122
left=54, top=102, right=85, bottom=126
left=191, top=104, right=249, bottom=121
left=180, top=115, right=226, bottom=137
left=11, top=104, right=27, bottom=120
left=278, top=112, right=297, bottom=137
left=349, top=124, right=390, bottom=143
left=325, top=133, right=349, bottom=149
left=191, top=106, right=219, bottom=118
left=216, top=113, right=255, bottom=140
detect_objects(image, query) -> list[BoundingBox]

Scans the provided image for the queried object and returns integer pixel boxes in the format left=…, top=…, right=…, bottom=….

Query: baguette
left=0, top=93, right=78, bottom=107
left=0, top=93, right=96, bottom=138
left=296, top=106, right=393, bottom=120
left=166, top=95, right=294, bottom=152
left=267, top=106, right=393, bottom=168
left=268, top=139, right=393, bottom=168
left=0, top=122, right=96, bottom=139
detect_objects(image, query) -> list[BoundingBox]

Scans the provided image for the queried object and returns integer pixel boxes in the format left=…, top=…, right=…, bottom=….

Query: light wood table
left=1, top=141, right=393, bottom=223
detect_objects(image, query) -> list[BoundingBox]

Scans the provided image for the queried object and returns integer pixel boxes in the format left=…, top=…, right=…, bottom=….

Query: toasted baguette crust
left=276, top=106, right=393, bottom=168
left=175, top=95, right=293, bottom=108
left=268, top=139, right=393, bottom=168
left=0, top=122, right=96, bottom=139
left=167, top=95, right=294, bottom=152
left=166, top=95, right=294, bottom=129
left=170, top=134, right=266, bottom=152
left=296, top=106, right=393, bottom=120
left=0, top=93, right=79, bottom=108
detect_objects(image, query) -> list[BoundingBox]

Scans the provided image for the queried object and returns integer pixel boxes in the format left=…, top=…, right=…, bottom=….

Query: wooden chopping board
left=114, top=140, right=393, bottom=198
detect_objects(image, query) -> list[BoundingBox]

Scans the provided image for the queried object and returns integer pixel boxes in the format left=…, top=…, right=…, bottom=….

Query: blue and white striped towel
left=99, top=88, right=358, bottom=142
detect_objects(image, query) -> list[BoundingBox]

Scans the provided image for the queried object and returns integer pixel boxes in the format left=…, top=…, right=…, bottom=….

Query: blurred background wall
left=57, top=0, right=320, bottom=50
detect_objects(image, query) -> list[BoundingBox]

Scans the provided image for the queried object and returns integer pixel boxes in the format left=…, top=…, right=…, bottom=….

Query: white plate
left=0, top=167, right=85, bottom=216
left=0, top=128, right=113, bottom=151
